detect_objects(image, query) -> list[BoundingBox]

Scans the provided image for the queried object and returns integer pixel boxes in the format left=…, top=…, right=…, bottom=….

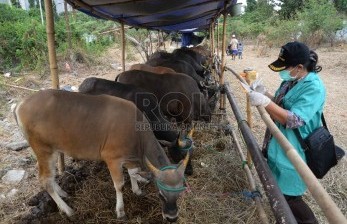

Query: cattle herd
left=13, top=46, right=220, bottom=222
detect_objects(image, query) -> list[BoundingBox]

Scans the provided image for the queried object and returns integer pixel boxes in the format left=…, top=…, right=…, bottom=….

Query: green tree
left=297, top=0, right=343, bottom=46
left=10, top=0, right=21, bottom=8
left=333, top=0, right=347, bottom=13
left=245, top=0, right=257, bottom=12
left=278, top=0, right=304, bottom=19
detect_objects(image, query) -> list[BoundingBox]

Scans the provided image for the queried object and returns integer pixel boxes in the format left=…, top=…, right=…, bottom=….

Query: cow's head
left=145, top=153, right=189, bottom=222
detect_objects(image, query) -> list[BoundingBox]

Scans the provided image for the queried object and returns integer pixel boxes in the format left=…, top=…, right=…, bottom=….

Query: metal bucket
left=230, top=3, right=242, bottom=17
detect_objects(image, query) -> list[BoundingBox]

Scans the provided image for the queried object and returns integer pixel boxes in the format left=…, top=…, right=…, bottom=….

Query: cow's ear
left=158, top=140, right=174, bottom=148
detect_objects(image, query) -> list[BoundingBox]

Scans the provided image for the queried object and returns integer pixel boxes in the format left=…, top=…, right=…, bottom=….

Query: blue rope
left=242, top=190, right=262, bottom=200
left=156, top=166, right=186, bottom=192
left=179, top=137, right=193, bottom=152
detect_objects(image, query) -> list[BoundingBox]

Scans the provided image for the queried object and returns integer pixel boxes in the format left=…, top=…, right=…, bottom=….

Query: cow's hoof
left=136, top=191, right=146, bottom=197
left=117, top=215, right=128, bottom=221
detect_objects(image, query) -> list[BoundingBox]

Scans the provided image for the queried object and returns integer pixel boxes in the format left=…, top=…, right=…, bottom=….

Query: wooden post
left=210, top=22, right=214, bottom=56
left=44, top=0, right=64, bottom=174
left=157, top=31, right=160, bottom=50
left=149, top=31, right=153, bottom=55
left=227, top=116, right=269, bottom=224
left=219, top=11, right=227, bottom=111
left=216, top=19, right=220, bottom=57
left=121, top=22, right=125, bottom=72
left=245, top=70, right=254, bottom=167
left=210, top=22, right=217, bottom=80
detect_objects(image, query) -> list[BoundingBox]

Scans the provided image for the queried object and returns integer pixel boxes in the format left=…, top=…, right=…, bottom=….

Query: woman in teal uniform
left=249, top=41, right=324, bottom=224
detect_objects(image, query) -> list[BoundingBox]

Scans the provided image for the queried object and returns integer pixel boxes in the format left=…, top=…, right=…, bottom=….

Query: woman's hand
left=248, top=91, right=271, bottom=107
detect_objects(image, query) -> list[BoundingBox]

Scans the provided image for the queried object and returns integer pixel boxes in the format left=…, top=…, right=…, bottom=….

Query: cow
left=189, top=45, right=212, bottom=59
left=130, top=62, right=205, bottom=90
left=78, top=77, right=194, bottom=175
left=116, top=70, right=211, bottom=125
left=130, top=64, right=175, bottom=74
left=78, top=77, right=178, bottom=144
left=13, top=89, right=189, bottom=222
left=117, top=70, right=211, bottom=176
left=144, top=59, right=218, bottom=112
left=147, top=51, right=207, bottom=78
left=172, top=48, right=208, bottom=68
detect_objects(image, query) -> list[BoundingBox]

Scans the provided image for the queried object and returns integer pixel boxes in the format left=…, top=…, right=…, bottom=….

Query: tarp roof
left=66, top=0, right=238, bottom=32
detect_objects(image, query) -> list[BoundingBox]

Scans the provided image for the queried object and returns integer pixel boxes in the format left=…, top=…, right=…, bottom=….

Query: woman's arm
left=265, top=101, right=288, bottom=125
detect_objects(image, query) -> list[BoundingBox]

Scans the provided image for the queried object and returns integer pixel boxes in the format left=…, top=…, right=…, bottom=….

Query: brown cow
left=13, top=89, right=189, bottom=222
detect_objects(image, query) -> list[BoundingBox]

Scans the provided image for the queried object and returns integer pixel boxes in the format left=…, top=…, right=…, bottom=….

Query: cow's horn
left=182, top=152, right=190, bottom=167
left=177, top=152, right=190, bottom=175
left=187, top=126, right=195, bottom=139
left=145, top=157, right=160, bottom=177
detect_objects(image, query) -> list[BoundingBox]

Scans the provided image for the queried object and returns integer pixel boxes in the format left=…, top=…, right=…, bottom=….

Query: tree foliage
left=225, top=0, right=344, bottom=47
left=297, top=0, right=344, bottom=46
left=245, top=0, right=257, bottom=12
left=277, top=0, right=304, bottom=19
left=333, top=0, right=347, bottom=13
left=0, top=4, right=117, bottom=72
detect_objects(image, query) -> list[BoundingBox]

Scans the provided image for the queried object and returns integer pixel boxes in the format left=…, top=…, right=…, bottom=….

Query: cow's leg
left=34, top=146, right=73, bottom=216
left=106, top=160, right=126, bottom=220
left=53, top=181, right=68, bottom=197
left=127, top=167, right=149, bottom=196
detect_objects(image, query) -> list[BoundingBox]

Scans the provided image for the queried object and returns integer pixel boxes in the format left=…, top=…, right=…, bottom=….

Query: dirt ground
left=0, top=42, right=346, bottom=223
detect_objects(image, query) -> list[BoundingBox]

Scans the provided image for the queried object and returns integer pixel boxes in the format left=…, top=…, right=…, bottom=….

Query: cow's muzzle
left=163, top=213, right=178, bottom=223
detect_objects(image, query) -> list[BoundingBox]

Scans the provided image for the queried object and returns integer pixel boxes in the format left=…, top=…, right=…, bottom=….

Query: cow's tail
left=11, top=103, right=19, bottom=125
left=12, top=101, right=29, bottom=141
left=115, top=74, right=120, bottom=82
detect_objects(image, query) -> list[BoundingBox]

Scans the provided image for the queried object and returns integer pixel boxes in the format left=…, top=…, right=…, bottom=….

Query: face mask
left=279, top=67, right=298, bottom=81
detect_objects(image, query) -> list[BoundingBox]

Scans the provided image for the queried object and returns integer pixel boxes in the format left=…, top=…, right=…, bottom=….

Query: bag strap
left=321, top=113, right=328, bottom=130
left=293, top=128, right=308, bottom=151
left=293, top=113, right=327, bottom=151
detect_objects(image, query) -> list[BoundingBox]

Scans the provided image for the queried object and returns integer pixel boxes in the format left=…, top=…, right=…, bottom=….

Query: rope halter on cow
left=179, top=137, right=194, bottom=152
left=156, top=166, right=186, bottom=192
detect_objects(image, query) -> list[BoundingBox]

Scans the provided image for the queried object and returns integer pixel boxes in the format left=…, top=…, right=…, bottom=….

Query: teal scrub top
left=267, top=72, right=326, bottom=196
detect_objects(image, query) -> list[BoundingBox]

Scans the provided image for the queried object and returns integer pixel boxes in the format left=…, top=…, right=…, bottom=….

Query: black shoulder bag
left=294, top=114, right=344, bottom=179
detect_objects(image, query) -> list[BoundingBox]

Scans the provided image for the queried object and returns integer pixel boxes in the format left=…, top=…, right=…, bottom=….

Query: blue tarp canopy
left=66, top=0, right=238, bottom=32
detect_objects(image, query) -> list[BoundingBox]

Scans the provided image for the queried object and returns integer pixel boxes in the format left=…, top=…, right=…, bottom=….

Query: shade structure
left=66, top=0, right=238, bottom=32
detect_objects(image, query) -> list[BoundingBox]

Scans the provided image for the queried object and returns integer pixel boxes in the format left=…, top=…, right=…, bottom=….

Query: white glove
left=250, top=78, right=267, bottom=94
left=249, top=91, right=271, bottom=107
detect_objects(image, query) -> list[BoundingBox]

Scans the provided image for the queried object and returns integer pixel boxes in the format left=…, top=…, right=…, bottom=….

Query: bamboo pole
left=219, top=11, right=227, bottom=111
left=157, top=31, right=160, bottom=50
left=224, top=64, right=254, bottom=166
left=210, top=23, right=214, bottom=57
left=121, top=22, right=125, bottom=72
left=2, top=83, right=39, bottom=92
left=245, top=73, right=253, bottom=167
left=225, top=83, right=296, bottom=223
left=216, top=19, right=220, bottom=57
left=257, top=106, right=347, bottom=224
left=149, top=31, right=153, bottom=55
left=227, top=116, right=269, bottom=224
left=44, top=0, right=64, bottom=174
